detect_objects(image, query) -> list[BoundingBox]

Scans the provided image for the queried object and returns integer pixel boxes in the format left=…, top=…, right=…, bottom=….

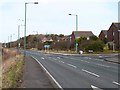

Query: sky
left=0, top=0, right=119, bottom=43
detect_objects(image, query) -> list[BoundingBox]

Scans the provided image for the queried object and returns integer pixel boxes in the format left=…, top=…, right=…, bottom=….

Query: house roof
left=101, top=30, right=107, bottom=35
left=113, top=22, right=120, bottom=29
left=72, top=31, right=94, bottom=38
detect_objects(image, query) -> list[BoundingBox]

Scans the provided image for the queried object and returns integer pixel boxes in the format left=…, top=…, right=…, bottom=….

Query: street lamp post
left=10, top=34, right=15, bottom=48
left=18, top=19, right=24, bottom=50
left=69, top=14, right=78, bottom=53
left=24, top=2, right=38, bottom=58
left=18, top=25, right=20, bottom=49
left=118, top=30, right=120, bottom=50
left=33, top=31, right=38, bottom=49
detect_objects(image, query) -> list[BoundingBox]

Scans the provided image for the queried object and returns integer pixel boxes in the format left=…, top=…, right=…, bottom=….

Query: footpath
left=20, top=56, right=54, bottom=88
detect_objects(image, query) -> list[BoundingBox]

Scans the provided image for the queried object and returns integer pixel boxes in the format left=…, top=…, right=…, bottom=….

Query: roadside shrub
left=85, top=40, right=105, bottom=52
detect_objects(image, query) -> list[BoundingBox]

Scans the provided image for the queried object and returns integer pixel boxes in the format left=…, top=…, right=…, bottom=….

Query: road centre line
left=67, top=63, right=77, bottom=68
left=59, top=61, right=65, bottom=63
left=62, top=56, right=111, bottom=68
left=57, top=57, right=61, bottom=59
left=112, top=81, right=120, bottom=86
left=61, top=61, right=65, bottom=63
left=82, top=69, right=100, bottom=77
left=81, top=60, right=90, bottom=63
left=96, top=63, right=110, bottom=68
left=41, top=57, right=45, bottom=60
left=53, top=58, right=57, bottom=60
left=31, top=56, right=63, bottom=89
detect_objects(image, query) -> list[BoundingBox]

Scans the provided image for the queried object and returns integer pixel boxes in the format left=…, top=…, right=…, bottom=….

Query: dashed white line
left=53, top=58, right=57, bottom=60
left=82, top=69, right=100, bottom=77
left=60, top=61, right=65, bottom=63
left=112, top=81, right=120, bottom=86
left=96, top=64, right=110, bottom=68
left=57, top=57, right=61, bottom=59
left=67, top=64, right=77, bottom=68
left=81, top=60, right=84, bottom=62
left=41, top=57, right=45, bottom=60
left=84, top=61, right=90, bottom=63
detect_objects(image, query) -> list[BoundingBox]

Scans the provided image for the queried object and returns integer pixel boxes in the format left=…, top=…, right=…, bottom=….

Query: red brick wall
left=107, top=24, right=119, bottom=50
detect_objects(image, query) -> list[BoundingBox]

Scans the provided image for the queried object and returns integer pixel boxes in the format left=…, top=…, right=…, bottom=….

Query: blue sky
left=0, top=0, right=119, bottom=43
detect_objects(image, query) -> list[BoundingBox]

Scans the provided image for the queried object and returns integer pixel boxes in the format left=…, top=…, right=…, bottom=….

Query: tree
left=59, top=34, right=64, bottom=37
left=90, top=35, right=98, bottom=41
left=38, top=42, right=44, bottom=50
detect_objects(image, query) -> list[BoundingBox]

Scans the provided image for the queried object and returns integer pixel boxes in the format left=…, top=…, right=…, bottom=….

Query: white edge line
left=91, top=85, right=102, bottom=90
left=113, top=81, right=120, bottom=86
left=31, top=55, right=63, bottom=89
left=82, top=69, right=100, bottom=77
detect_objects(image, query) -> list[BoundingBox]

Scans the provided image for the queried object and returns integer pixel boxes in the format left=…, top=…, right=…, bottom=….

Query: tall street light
left=69, top=14, right=78, bottom=53
left=18, top=19, right=24, bottom=50
left=10, top=34, right=15, bottom=48
left=118, top=30, right=120, bottom=50
left=24, top=2, right=38, bottom=58
left=33, top=31, right=38, bottom=49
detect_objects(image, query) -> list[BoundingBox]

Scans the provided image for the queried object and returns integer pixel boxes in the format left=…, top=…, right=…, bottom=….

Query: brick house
left=107, top=22, right=120, bottom=50
left=99, top=30, right=107, bottom=40
left=71, top=31, right=94, bottom=40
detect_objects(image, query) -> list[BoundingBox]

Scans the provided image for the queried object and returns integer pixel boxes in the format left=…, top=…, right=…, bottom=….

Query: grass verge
left=2, top=55, right=24, bottom=88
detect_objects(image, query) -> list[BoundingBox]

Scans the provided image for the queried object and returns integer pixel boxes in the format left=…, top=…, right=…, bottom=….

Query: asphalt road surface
left=25, top=50, right=120, bottom=90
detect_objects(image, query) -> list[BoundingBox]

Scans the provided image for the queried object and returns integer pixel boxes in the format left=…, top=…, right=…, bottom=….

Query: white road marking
left=81, top=60, right=84, bottom=61
left=84, top=57, right=91, bottom=59
left=82, top=69, right=100, bottom=77
left=67, top=64, right=77, bottom=68
left=80, top=60, right=90, bottom=63
left=91, top=85, right=102, bottom=90
left=31, top=56, right=63, bottom=89
left=57, top=57, right=61, bottom=59
left=84, top=61, right=90, bottom=63
left=61, top=61, right=65, bottom=63
left=59, top=61, right=65, bottom=63
left=53, top=58, right=57, bottom=60
left=96, top=64, right=110, bottom=68
left=113, top=81, right=120, bottom=86
left=41, top=57, right=45, bottom=60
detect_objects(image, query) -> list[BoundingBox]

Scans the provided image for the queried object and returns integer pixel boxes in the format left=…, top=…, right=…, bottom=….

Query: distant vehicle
left=88, top=50, right=93, bottom=53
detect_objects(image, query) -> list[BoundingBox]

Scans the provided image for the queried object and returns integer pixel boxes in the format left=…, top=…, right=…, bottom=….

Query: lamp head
left=34, top=2, right=38, bottom=4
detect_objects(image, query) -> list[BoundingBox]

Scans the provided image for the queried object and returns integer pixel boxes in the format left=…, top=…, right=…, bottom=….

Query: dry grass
left=2, top=55, right=24, bottom=88
left=0, top=45, right=2, bottom=89
left=1, top=48, right=24, bottom=88
left=2, top=48, right=19, bottom=62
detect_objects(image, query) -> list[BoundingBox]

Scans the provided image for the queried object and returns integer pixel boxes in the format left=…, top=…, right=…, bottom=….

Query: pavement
left=20, top=56, right=54, bottom=88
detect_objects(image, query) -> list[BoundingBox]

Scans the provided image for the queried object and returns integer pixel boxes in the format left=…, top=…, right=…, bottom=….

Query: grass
left=2, top=55, right=24, bottom=88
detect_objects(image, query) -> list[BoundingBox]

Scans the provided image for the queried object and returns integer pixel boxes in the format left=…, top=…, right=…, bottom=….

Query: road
left=25, top=50, right=120, bottom=89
